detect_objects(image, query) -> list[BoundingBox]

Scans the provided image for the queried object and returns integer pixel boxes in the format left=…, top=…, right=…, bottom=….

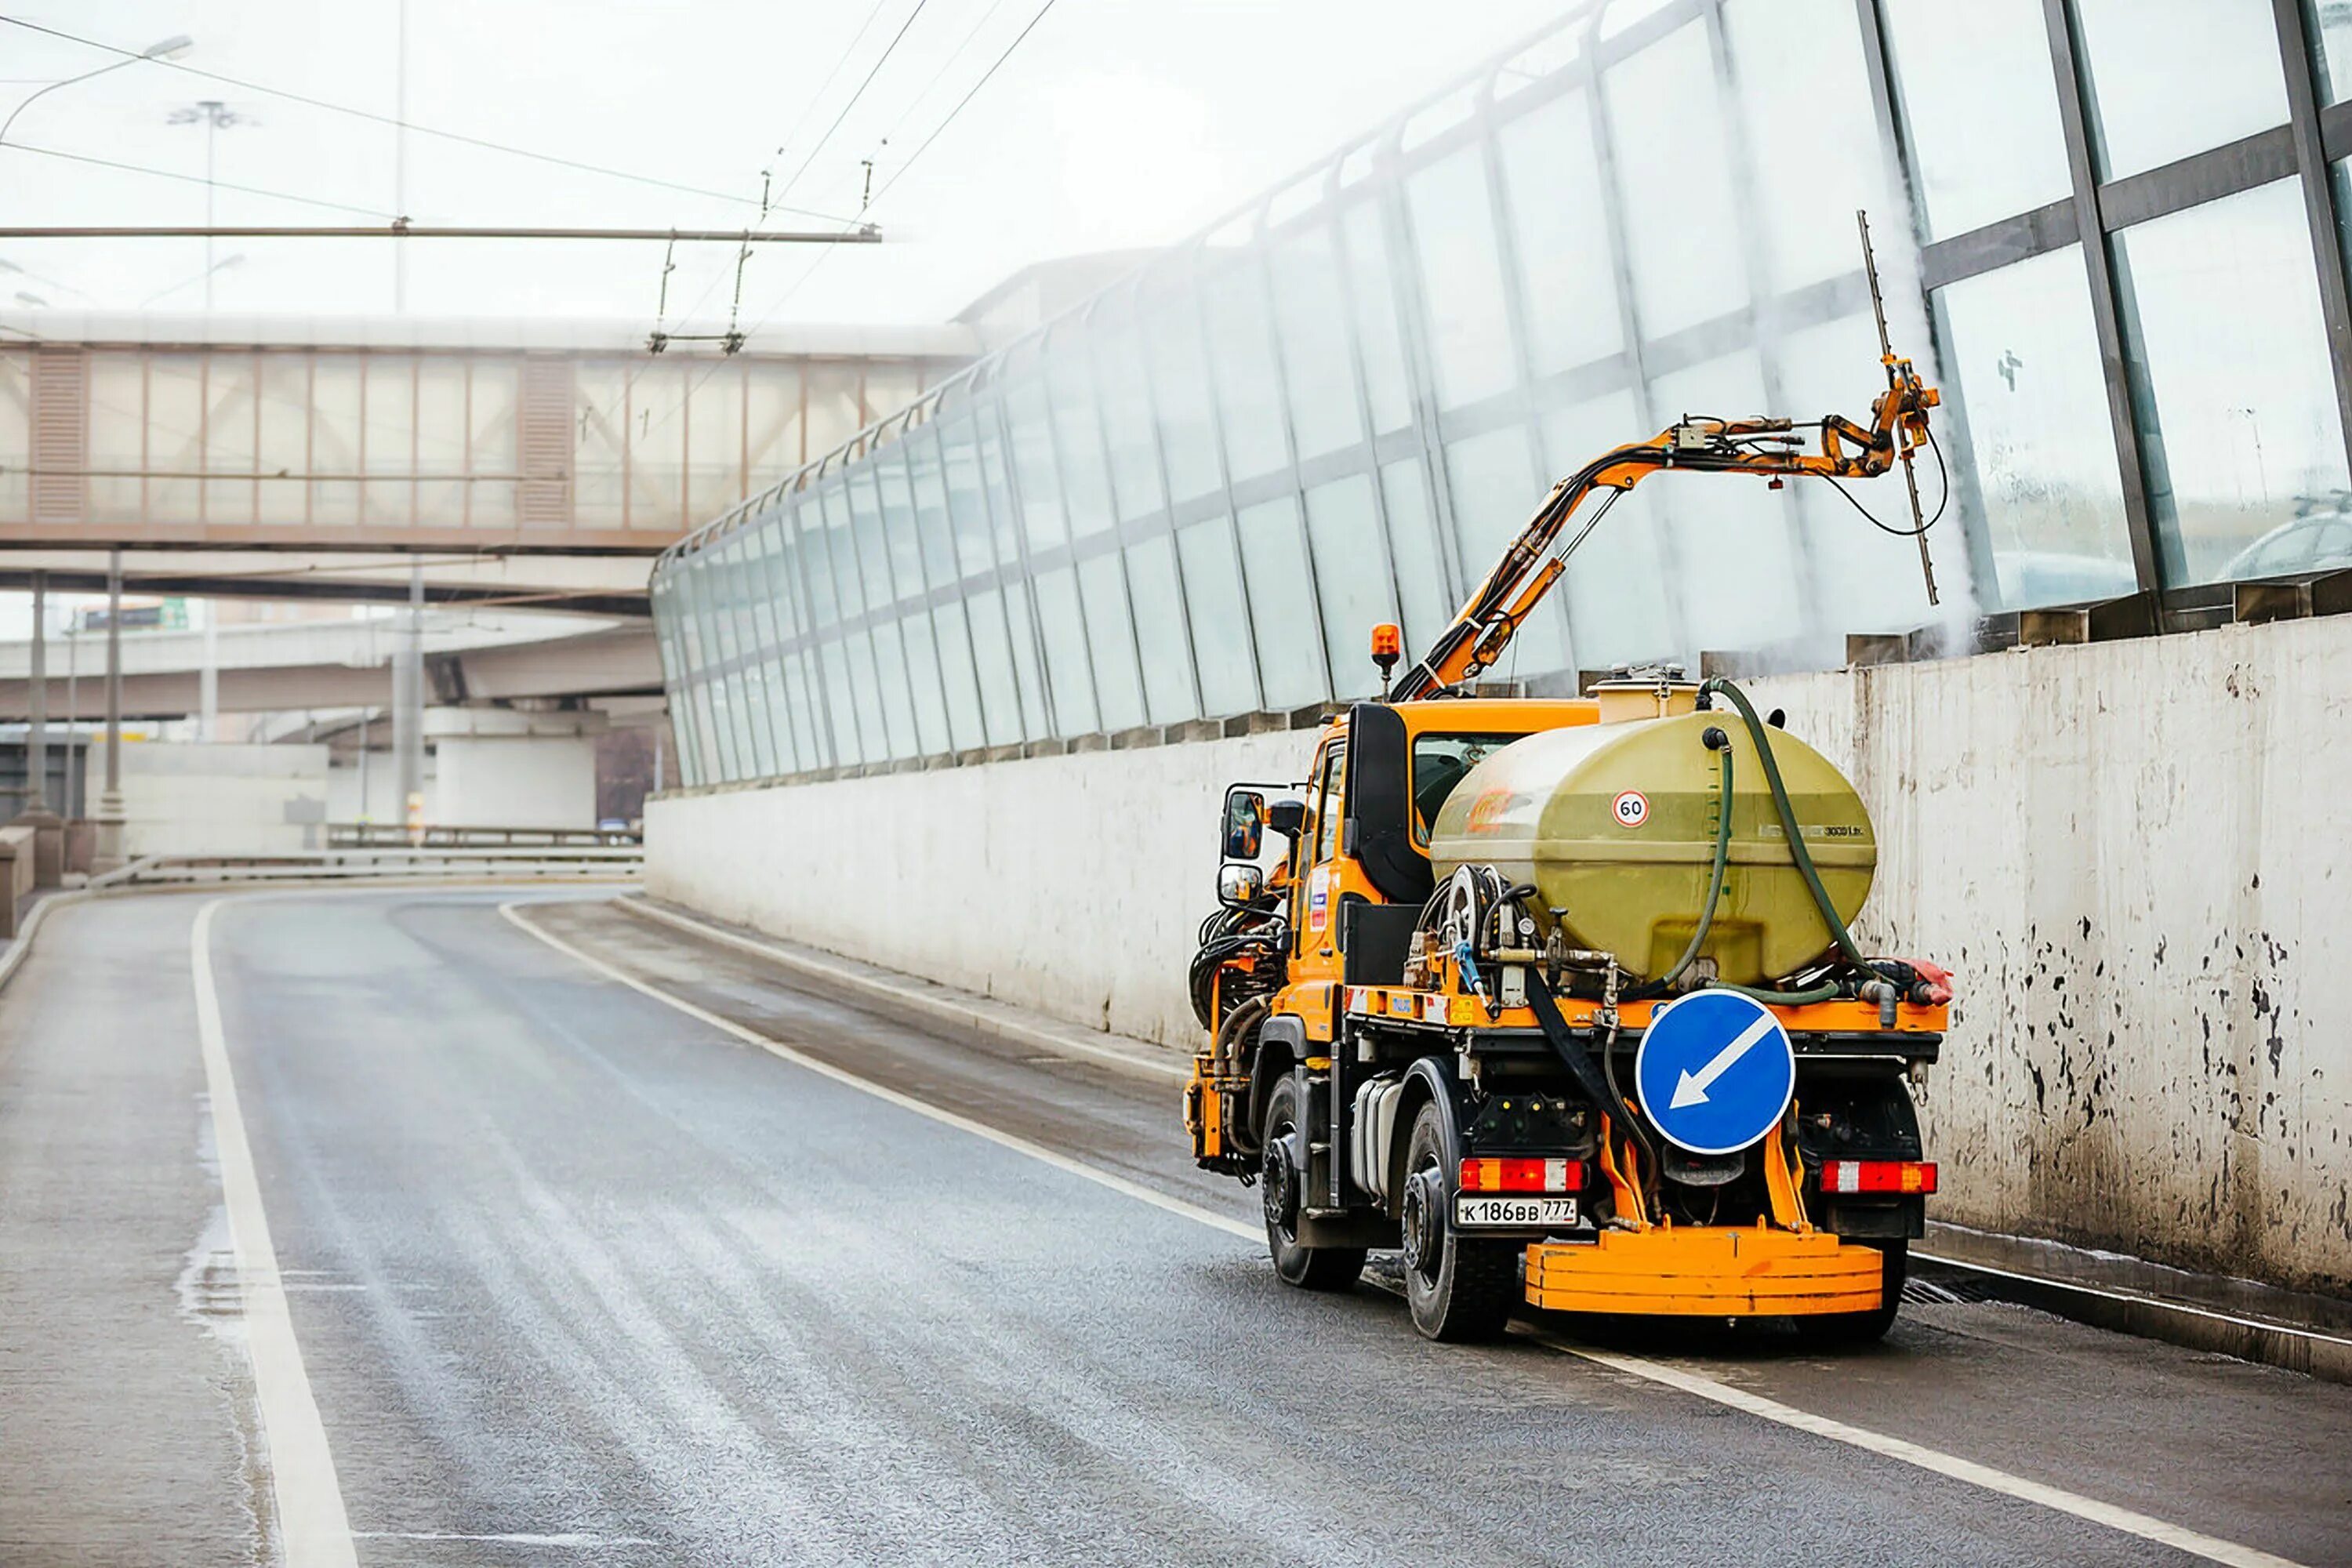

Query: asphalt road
left=2, top=887, right=2348, bottom=1567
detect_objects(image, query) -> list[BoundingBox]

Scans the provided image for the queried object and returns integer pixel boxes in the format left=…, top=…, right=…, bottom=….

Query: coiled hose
left=1657, top=734, right=1733, bottom=991
left=1690, top=676, right=1865, bottom=1005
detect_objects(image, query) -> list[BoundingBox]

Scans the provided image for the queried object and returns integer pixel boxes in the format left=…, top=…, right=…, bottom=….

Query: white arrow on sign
left=1669, top=1014, right=1780, bottom=1109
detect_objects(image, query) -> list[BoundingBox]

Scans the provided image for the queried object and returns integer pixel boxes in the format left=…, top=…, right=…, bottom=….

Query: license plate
left=1454, top=1195, right=1578, bottom=1229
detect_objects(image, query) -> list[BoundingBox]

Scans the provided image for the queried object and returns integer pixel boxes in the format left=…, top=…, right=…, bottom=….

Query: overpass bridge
left=0, top=313, right=973, bottom=559
left=0, top=608, right=657, bottom=720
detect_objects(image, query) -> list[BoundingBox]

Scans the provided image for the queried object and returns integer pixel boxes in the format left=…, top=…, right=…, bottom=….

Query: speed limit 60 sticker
left=1611, top=789, right=1650, bottom=828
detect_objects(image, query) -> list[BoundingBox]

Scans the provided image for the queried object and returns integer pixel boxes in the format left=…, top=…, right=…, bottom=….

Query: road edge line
left=501, top=899, right=2312, bottom=1568
left=497, top=902, right=1254, bottom=1242
left=1526, top=1332, right=2307, bottom=1568
left=190, top=898, right=359, bottom=1568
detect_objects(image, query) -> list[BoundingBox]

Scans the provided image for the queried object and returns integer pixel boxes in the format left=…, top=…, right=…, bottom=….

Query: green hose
left=1659, top=721, right=1842, bottom=1005
left=1712, top=978, right=1842, bottom=1005
left=1700, top=676, right=1872, bottom=972
left=1659, top=739, right=1733, bottom=989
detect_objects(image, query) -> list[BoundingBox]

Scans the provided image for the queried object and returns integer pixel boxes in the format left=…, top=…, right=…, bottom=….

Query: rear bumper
left=1526, top=1226, right=1882, bottom=1316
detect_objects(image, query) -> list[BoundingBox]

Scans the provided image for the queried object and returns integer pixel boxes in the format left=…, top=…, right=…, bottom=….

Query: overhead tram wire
left=869, top=0, right=1062, bottom=209
left=767, top=0, right=899, bottom=183
left=880, top=0, right=1018, bottom=153
left=0, top=13, right=862, bottom=226
left=715, top=0, right=1069, bottom=347
left=641, top=0, right=1066, bottom=467
left=640, top=0, right=937, bottom=343
left=9, top=141, right=392, bottom=218
left=577, top=0, right=942, bottom=459
left=771, top=0, right=935, bottom=205
left=616, top=0, right=951, bottom=444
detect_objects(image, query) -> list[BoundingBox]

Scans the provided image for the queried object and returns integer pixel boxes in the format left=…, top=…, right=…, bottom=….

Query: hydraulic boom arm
left=1391, top=328, right=1939, bottom=704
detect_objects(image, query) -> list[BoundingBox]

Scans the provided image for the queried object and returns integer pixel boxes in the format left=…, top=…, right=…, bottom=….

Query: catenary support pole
left=92, top=549, right=125, bottom=870
left=395, top=561, right=424, bottom=843
left=199, top=599, right=219, bottom=741
left=24, top=572, right=45, bottom=811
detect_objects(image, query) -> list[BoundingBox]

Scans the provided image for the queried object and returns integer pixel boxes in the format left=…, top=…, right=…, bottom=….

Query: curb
left=612, top=895, right=1192, bottom=1084
left=0, top=887, right=95, bottom=994
left=1914, top=1229, right=2352, bottom=1385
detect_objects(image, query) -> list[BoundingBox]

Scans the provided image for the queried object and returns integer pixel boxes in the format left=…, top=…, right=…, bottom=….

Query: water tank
left=1425, top=711, right=1875, bottom=985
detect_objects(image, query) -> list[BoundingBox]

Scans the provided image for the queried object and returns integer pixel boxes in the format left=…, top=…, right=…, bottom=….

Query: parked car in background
left=2223, top=494, right=2352, bottom=581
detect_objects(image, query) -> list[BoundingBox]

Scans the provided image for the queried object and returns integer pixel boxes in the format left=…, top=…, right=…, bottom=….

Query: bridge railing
left=91, top=845, right=641, bottom=887
left=325, top=822, right=641, bottom=850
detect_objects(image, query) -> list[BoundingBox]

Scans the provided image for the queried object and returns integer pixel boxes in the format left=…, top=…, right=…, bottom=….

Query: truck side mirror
left=1222, top=788, right=1266, bottom=860
left=1217, top=862, right=1265, bottom=907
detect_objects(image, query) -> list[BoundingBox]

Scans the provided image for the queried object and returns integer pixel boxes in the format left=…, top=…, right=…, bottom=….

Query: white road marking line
left=503, top=898, right=2312, bottom=1568
left=498, top=903, right=1257, bottom=1243
left=1529, top=1334, right=2307, bottom=1568
left=190, top=898, right=359, bottom=1568
left=353, top=1530, right=656, bottom=1547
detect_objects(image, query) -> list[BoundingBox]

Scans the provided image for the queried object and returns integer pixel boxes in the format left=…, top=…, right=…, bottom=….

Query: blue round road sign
left=1635, top=990, right=1796, bottom=1156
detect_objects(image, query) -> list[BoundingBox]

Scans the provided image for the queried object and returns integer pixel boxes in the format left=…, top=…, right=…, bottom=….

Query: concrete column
left=14, top=573, right=61, bottom=887
left=394, top=563, right=425, bottom=842
left=426, top=707, right=605, bottom=829
left=91, top=548, right=126, bottom=873
left=24, top=572, right=45, bottom=811
left=198, top=599, right=219, bottom=742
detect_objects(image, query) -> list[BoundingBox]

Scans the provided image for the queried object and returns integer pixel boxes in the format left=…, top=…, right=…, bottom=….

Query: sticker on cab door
left=1308, top=865, right=1330, bottom=931
left=1612, top=789, right=1650, bottom=829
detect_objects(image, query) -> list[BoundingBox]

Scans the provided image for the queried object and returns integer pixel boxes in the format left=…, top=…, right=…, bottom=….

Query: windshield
left=1411, top=732, right=1526, bottom=843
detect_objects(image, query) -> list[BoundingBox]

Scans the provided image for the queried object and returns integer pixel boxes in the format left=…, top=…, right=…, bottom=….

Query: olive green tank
left=1425, top=711, right=1875, bottom=985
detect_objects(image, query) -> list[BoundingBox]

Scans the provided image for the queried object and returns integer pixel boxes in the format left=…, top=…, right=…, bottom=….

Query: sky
left=3, top=0, right=1577, bottom=328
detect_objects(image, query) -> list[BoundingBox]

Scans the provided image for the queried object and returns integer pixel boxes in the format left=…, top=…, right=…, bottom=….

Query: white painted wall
left=434, top=735, right=598, bottom=828
left=648, top=616, right=2352, bottom=1295
left=325, top=750, right=434, bottom=825
left=649, top=731, right=1305, bottom=1044
left=119, top=742, right=331, bottom=856
left=1738, top=618, right=2352, bottom=1298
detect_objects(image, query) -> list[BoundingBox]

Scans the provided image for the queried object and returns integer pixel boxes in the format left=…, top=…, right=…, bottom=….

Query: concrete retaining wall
left=649, top=729, right=1304, bottom=1047
left=1740, top=618, right=2352, bottom=1298
left=648, top=615, right=2352, bottom=1296
left=120, top=743, right=331, bottom=857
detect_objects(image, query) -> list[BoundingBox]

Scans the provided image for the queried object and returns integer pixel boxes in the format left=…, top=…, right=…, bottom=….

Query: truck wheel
left=1261, top=1076, right=1365, bottom=1292
left=1793, top=1240, right=1907, bottom=1347
left=1399, top=1100, right=1520, bottom=1341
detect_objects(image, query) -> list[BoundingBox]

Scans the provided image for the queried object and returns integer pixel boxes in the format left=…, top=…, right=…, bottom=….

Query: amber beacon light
left=1370, top=622, right=1403, bottom=697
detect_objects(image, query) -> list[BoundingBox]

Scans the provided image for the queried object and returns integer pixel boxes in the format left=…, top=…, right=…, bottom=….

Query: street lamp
left=0, top=35, right=191, bottom=146
left=0, top=256, right=90, bottom=301
left=165, top=99, right=252, bottom=310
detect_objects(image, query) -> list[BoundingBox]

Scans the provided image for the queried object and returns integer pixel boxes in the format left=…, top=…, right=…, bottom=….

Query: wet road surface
left=2, top=887, right=2347, bottom=1566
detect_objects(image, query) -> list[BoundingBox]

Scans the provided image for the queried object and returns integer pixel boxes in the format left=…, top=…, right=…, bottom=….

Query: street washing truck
left=1185, top=218, right=1953, bottom=1341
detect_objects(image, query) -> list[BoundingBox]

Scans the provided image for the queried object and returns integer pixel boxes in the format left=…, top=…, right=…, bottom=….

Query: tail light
left=1819, top=1159, right=1937, bottom=1196
left=1459, top=1157, right=1582, bottom=1193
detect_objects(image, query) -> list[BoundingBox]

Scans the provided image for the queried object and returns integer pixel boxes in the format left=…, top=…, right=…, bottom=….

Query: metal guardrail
left=325, top=823, right=641, bottom=849
left=90, top=846, right=641, bottom=888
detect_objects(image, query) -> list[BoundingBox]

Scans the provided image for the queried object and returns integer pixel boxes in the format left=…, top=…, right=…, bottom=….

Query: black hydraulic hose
left=1699, top=676, right=1871, bottom=971
left=1525, top=975, right=1660, bottom=1216
left=1713, top=978, right=1842, bottom=1005
left=1658, top=735, right=1733, bottom=989
left=1215, top=993, right=1269, bottom=1078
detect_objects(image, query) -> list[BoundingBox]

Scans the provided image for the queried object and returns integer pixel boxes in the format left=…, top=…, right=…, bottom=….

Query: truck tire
left=1261, top=1076, right=1365, bottom=1292
left=1399, top=1099, right=1520, bottom=1341
left=1792, top=1239, right=1906, bottom=1347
